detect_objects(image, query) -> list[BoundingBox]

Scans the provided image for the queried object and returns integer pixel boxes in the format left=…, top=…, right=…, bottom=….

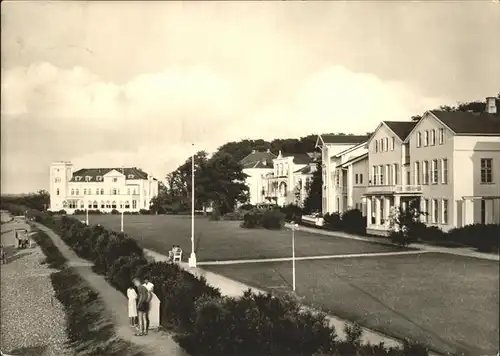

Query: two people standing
left=128, top=277, right=155, bottom=336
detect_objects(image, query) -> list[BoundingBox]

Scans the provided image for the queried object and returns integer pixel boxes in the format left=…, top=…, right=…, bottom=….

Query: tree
left=0, top=190, right=50, bottom=211
left=199, top=152, right=249, bottom=215
left=303, top=161, right=322, bottom=214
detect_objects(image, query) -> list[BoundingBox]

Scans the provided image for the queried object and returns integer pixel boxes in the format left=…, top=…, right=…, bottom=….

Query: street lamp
left=120, top=211, right=124, bottom=232
left=291, top=221, right=298, bottom=291
left=188, top=145, right=197, bottom=268
left=86, top=207, right=89, bottom=226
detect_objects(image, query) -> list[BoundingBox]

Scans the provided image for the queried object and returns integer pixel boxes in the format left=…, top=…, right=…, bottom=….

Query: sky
left=1, top=1, right=499, bottom=194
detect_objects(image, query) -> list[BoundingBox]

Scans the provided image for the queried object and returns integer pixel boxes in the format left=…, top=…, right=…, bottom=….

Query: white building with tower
left=49, top=161, right=159, bottom=213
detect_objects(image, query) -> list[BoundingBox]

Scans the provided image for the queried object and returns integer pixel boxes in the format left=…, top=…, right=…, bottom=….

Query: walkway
left=33, top=223, right=188, bottom=356
left=286, top=223, right=500, bottom=262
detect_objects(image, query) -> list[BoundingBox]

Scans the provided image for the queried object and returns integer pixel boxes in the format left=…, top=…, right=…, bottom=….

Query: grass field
left=78, top=214, right=499, bottom=355
left=206, top=253, right=500, bottom=356
left=78, top=214, right=409, bottom=261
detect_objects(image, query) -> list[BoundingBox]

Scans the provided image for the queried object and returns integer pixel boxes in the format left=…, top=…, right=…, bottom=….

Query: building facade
left=315, top=135, right=370, bottom=215
left=364, top=97, right=500, bottom=236
left=49, top=162, right=159, bottom=213
left=240, top=150, right=277, bottom=205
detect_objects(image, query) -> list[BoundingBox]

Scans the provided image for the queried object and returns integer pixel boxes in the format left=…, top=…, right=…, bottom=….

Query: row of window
left=63, top=200, right=138, bottom=209
left=416, top=128, right=445, bottom=148
left=414, top=159, right=448, bottom=185
left=276, top=163, right=289, bottom=177
left=422, top=198, right=449, bottom=225
left=69, top=188, right=139, bottom=196
left=370, top=164, right=400, bottom=186
left=374, top=136, right=396, bottom=153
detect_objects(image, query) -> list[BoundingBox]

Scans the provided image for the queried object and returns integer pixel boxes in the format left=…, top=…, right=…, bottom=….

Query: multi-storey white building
left=364, top=97, right=500, bottom=236
left=315, top=135, right=370, bottom=214
left=49, top=161, right=159, bottom=213
left=240, top=150, right=277, bottom=205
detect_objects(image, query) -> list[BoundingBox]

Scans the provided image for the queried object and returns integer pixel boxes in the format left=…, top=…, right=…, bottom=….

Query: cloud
left=2, top=61, right=446, bottom=193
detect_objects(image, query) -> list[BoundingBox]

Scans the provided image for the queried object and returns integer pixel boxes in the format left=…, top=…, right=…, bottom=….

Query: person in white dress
left=127, top=284, right=138, bottom=327
left=143, top=278, right=154, bottom=330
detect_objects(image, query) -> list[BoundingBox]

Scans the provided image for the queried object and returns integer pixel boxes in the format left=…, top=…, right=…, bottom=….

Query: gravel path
left=0, top=247, right=71, bottom=355
left=1, top=213, right=70, bottom=355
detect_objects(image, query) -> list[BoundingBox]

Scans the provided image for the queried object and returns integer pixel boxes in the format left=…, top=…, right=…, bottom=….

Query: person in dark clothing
left=133, top=277, right=149, bottom=336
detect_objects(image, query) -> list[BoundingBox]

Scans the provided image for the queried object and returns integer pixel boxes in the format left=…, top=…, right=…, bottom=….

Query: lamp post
left=188, top=146, right=197, bottom=268
left=86, top=208, right=89, bottom=226
left=120, top=211, right=124, bottom=232
left=291, top=222, right=298, bottom=291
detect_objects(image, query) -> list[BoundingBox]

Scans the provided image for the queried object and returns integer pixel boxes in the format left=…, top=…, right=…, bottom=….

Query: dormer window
left=85, top=176, right=91, bottom=182
left=75, top=176, right=82, bottom=181
left=96, top=176, right=103, bottom=181
left=128, top=174, right=134, bottom=179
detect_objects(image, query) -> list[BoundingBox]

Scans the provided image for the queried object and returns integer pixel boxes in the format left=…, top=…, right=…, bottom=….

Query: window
left=355, top=174, right=359, bottom=184
left=54, top=177, right=61, bottom=183
left=106, top=201, right=111, bottom=208
left=442, top=199, right=448, bottom=224
left=391, top=137, right=395, bottom=151
left=88, top=201, right=92, bottom=209
left=56, top=188, right=60, bottom=196
left=441, top=159, right=448, bottom=184
left=438, top=128, right=444, bottom=145
left=75, top=189, right=79, bottom=195
left=97, top=176, right=103, bottom=181
left=386, top=164, right=391, bottom=185
left=71, top=189, right=75, bottom=195
left=422, top=161, right=428, bottom=184
left=416, top=132, right=422, bottom=147
left=112, top=177, right=118, bottom=183
left=424, top=130, right=429, bottom=146
left=127, top=188, right=131, bottom=195
left=80, top=201, right=84, bottom=209
left=85, top=176, right=91, bottom=182
left=100, top=188, right=104, bottom=195
left=422, top=199, right=428, bottom=223
left=431, top=159, right=438, bottom=184
left=112, top=188, right=117, bottom=195
left=394, top=164, right=399, bottom=185
left=111, top=201, right=117, bottom=209
left=133, top=189, right=137, bottom=195
left=374, top=140, right=378, bottom=153
left=360, top=174, right=363, bottom=184
left=125, top=201, right=130, bottom=209
left=372, top=166, right=377, bottom=185
left=132, top=200, right=137, bottom=209
left=101, top=201, right=105, bottom=209
left=432, top=199, right=439, bottom=224
left=383, top=138, right=387, bottom=152
left=481, top=158, right=493, bottom=183
left=83, top=189, right=87, bottom=195
left=379, top=165, right=384, bottom=185
left=96, top=189, right=99, bottom=195
left=481, top=200, right=486, bottom=224
left=128, top=174, right=134, bottom=179
left=93, top=201, right=98, bottom=209
left=415, top=161, right=421, bottom=185
left=430, top=129, right=436, bottom=146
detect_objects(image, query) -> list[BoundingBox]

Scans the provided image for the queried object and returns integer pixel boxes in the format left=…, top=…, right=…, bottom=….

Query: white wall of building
left=243, top=167, right=274, bottom=205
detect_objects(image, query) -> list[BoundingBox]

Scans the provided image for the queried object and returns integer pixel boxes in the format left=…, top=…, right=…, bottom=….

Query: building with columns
left=315, top=134, right=371, bottom=214
left=49, top=162, right=159, bottom=213
left=364, top=97, right=500, bottom=236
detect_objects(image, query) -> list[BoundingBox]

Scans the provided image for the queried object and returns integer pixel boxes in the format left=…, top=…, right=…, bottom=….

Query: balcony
left=365, top=184, right=422, bottom=195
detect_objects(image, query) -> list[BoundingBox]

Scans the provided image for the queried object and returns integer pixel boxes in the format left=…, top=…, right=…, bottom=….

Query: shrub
left=58, top=209, right=67, bottom=215
left=222, top=211, right=244, bottom=221
left=323, top=213, right=342, bottom=230
left=139, top=209, right=150, bottom=215
left=448, top=224, right=500, bottom=252
left=241, top=209, right=264, bottom=228
left=239, top=203, right=255, bottom=211
left=280, top=204, right=303, bottom=223
left=341, top=209, right=366, bottom=234
left=110, top=209, right=120, bottom=215
left=260, top=209, right=285, bottom=230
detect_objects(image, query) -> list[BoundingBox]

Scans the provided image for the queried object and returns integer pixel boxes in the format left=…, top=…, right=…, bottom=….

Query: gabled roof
left=240, top=150, right=276, bottom=169
left=281, top=153, right=313, bottom=165
left=293, top=164, right=314, bottom=174
left=333, top=141, right=368, bottom=158
left=316, top=134, right=370, bottom=147
left=338, top=153, right=368, bottom=168
left=70, top=167, right=149, bottom=182
left=403, top=110, right=500, bottom=142
left=383, top=121, right=418, bottom=141
left=429, top=110, right=500, bottom=135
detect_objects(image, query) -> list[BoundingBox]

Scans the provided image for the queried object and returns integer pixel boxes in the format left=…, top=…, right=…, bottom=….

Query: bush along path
left=27, top=211, right=432, bottom=356
left=33, top=222, right=188, bottom=356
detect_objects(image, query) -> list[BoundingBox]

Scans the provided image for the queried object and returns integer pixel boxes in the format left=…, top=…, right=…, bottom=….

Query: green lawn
left=78, top=214, right=409, bottom=261
left=205, top=253, right=499, bottom=356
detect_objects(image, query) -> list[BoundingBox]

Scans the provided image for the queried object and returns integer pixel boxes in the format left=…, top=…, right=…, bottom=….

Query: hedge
left=322, top=209, right=366, bottom=235
left=5, top=206, right=430, bottom=356
left=241, top=208, right=285, bottom=230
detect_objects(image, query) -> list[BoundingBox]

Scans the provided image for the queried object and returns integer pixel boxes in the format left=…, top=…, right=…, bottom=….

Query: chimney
left=486, top=97, right=497, bottom=114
